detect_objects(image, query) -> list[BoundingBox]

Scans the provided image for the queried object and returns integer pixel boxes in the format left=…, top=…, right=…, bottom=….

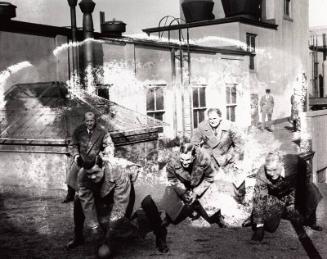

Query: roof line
left=143, top=16, right=278, bottom=34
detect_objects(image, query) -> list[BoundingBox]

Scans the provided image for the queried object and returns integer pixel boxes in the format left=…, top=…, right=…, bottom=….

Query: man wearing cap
left=249, top=151, right=322, bottom=242
left=63, top=111, right=114, bottom=203
left=260, top=89, right=274, bottom=132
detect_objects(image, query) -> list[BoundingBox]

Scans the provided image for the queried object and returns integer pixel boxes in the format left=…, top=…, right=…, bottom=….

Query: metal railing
left=306, top=109, right=327, bottom=182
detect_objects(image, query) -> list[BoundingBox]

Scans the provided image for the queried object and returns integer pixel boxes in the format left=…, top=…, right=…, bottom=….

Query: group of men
left=63, top=109, right=322, bottom=258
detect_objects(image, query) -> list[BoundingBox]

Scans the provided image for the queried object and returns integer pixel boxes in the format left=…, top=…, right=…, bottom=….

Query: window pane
left=226, top=87, right=231, bottom=104
left=97, top=88, right=109, bottom=100
left=285, top=0, right=290, bottom=16
left=199, top=110, right=205, bottom=123
left=155, top=113, right=163, bottom=121
left=250, top=56, right=255, bottom=70
left=231, top=107, right=235, bottom=122
left=246, top=35, right=250, bottom=52
left=193, top=88, right=199, bottom=108
left=156, top=88, right=164, bottom=110
left=147, top=89, right=155, bottom=111
left=226, top=107, right=230, bottom=120
left=199, top=88, right=206, bottom=107
left=250, top=36, right=255, bottom=52
left=193, top=110, right=198, bottom=129
left=231, top=86, right=237, bottom=103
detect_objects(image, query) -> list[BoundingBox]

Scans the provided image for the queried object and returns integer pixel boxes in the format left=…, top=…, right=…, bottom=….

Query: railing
left=306, top=109, right=327, bottom=183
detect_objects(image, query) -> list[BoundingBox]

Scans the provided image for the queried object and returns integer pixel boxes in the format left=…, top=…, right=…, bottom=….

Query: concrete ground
left=0, top=121, right=326, bottom=259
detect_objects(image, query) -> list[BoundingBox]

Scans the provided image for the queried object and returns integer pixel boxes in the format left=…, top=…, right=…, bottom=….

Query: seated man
left=160, top=142, right=225, bottom=226
left=250, top=151, right=322, bottom=242
left=66, top=156, right=169, bottom=257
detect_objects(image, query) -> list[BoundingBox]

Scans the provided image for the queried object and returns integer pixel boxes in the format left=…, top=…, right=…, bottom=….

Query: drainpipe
left=171, top=48, right=177, bottom=137
left=323, top=34, right=327, bottom=97
left=79, top=0, right=96, bottom=94
left=67, top=0, right=79, bottom=81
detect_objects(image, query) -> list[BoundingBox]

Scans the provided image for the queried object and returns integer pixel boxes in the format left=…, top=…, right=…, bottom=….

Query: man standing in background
left=260, top=89, right=274, bottom=132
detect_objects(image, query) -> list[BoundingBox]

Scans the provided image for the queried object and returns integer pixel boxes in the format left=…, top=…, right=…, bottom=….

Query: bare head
left=265, top=89, right=271, bottom=94
left=179, top=143, right=196, bottom=169
left=207, top=108, right=222, bottom=128
left=84, top=112, right=96, bottom=130
left=264, top=151, right=283, bottom=180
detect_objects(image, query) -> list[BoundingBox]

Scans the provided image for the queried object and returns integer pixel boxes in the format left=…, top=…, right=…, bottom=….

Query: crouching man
left=160, top=142, right=226, bottom=226
left=66, top=156, right=169, bottom=257
left=250, top=151, right=322, bottom=242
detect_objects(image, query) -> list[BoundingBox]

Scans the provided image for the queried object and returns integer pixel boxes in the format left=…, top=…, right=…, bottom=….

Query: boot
left=67, top=197, right=85, bottom=249
left=303, top=212, right=323, bottom=231
left=209, top=210, right=227, bottom=228
left=62, top=185, right=75, bottom=203
left=141, top=195, right=169, bottom=253
left=155, top=227, right=169, bottom=253
left=242, top=216, right=252, bottom=228
left=251, top=226, right=264, bottom=242
left=66, top=235, right=84, bottom=249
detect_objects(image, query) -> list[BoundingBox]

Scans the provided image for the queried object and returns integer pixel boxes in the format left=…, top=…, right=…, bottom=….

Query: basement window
left=193, top=86, right=206, bottom=129
left=146, top=86, right=165, bottom=132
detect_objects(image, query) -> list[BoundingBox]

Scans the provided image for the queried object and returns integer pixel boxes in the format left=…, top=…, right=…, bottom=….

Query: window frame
left=226, top=84, right=237, bottom=122
left=192, top=85, right=207, bottom=129
left=246, top=33, right=257, bottom=70
left=146, top=84, right=165, bottom=132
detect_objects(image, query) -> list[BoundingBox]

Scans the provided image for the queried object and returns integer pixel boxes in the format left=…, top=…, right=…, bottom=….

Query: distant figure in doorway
left=260, top=89, right=274, bottom=132
left=290, top=93, right=300, bottom=132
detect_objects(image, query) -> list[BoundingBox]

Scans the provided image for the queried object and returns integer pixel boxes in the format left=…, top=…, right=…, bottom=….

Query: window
left=246, top=33, right=257, bottom=70
left=226, top=84, right=237, bottom=122
left=146, top=86, right=164, bottom=132
left=97, top=88, right=109, bottom=100
left=284, top=0, right=291, bottom=17
left=192, top=86, right=206, bottom=129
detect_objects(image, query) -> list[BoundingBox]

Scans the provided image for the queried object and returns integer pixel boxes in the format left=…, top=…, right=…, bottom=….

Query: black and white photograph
left=0, top=0, right=326, bottom=258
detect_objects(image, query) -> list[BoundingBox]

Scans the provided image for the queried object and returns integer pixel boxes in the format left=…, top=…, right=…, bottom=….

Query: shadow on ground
left=2, top=187, right=327, bottom=259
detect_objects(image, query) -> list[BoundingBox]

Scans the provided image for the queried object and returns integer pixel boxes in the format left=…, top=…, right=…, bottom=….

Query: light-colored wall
left=182, top=0, right=309, bottom=121
left=0, top=31, right=69, bottom=92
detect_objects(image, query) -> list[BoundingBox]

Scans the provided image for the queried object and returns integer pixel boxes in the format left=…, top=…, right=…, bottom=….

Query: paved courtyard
left=0, top=121, right=326, bottom=259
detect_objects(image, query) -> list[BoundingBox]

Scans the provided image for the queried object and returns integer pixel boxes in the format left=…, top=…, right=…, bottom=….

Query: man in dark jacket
left=63, top=111, right=114, bottom=202
left=160, top=142, right=225, bottom=226
left=250, top=151, right=322, bottom=242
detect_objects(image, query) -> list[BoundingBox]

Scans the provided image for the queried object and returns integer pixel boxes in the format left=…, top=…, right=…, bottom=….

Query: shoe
left=66, top=237, right=84, bottom=249
left=90, top=225, right=104, bottom=241
left=62, top=186, right=75, bottom=203
left=308, top=224, right=323, bottom=231
left=62, top=195, right=74, bottom=203
left=206, top=210, right=227, bottom=228
left=251, top=227, right=264, bottom=242
left=155, top=228, right=169, bottom=253
left=242, top=217, right=252, bottom=228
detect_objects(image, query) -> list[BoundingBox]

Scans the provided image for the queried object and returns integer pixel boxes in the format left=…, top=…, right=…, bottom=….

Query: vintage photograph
left=0, top=0, right=326, bottom=258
